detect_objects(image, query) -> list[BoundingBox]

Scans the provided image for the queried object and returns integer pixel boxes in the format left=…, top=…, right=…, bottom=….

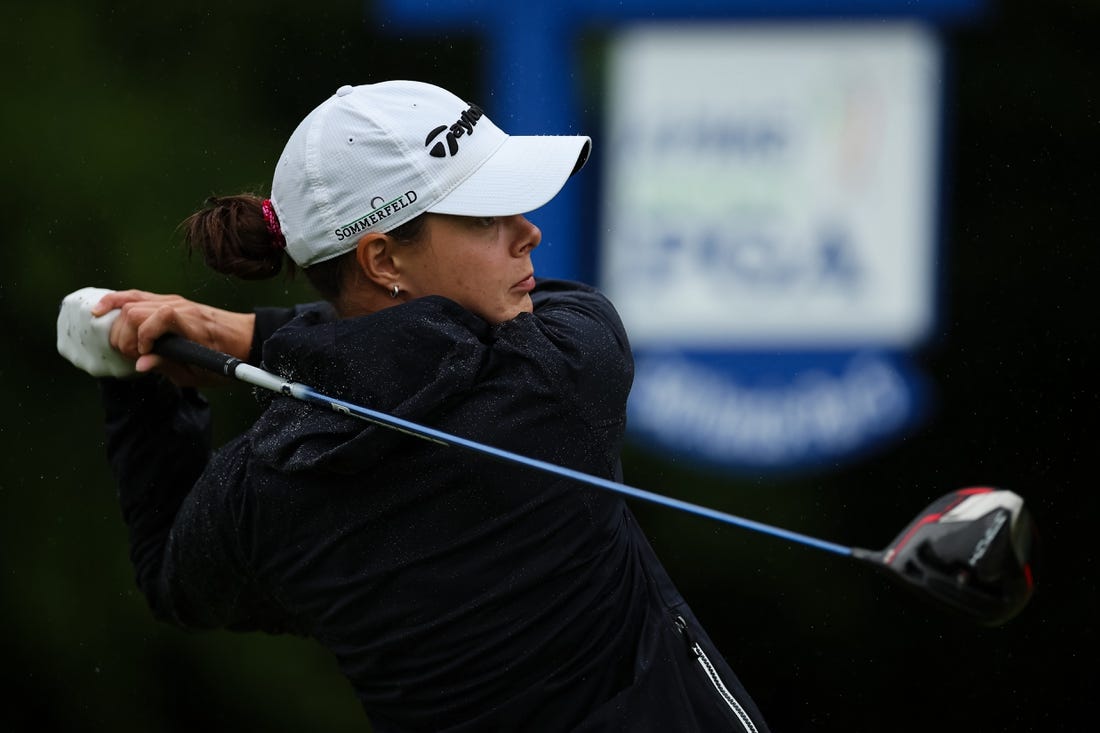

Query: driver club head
left=854, top=487, right=1038, bottom=626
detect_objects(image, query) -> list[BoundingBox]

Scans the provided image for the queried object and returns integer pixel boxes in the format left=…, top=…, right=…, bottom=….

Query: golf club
left=153, top=334, right=1038, bottom=627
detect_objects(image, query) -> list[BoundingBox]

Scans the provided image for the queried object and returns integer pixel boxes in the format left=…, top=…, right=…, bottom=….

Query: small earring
left=390, top=284, right=400, bottom=299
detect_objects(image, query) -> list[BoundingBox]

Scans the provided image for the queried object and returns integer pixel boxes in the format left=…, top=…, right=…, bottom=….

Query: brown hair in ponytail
left=181, top=194, right=295, bottom=280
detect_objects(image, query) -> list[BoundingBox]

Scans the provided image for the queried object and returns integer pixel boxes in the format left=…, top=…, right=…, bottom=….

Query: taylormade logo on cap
left=424, top=104, right=484, bottom=158
left=269, top=80, right=592, bottom=268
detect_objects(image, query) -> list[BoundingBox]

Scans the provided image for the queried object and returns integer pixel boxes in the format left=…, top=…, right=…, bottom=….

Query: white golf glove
left=57, top=287, right=137, bottom=378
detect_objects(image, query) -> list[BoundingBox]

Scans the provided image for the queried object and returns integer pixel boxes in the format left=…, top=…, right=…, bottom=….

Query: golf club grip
left=153, top=333, right=242, bottom=377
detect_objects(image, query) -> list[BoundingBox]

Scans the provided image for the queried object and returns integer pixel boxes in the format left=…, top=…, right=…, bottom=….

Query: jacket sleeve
left=98, top=301, right=326, bottom=631
left=101, top=376, right=296, bottom=632
left=99, top=375, right=224, bottom=625
left=506, top=279, right=635, bottom=428
left=529, top=278, right=632, bottom=354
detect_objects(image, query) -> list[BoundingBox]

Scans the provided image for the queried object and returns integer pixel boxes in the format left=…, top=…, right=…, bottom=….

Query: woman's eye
left=473, top=216, right=496, bottom=228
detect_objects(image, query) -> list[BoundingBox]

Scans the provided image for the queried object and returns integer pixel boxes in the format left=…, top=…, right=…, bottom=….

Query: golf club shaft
left=155, top=334, right=855, bottom=558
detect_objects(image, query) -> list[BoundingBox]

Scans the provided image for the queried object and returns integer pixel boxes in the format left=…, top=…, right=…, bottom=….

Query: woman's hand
left=93, top=290, right=256, bottom=387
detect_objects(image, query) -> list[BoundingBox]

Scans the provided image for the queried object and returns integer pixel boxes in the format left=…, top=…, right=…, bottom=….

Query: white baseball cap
left=270, top=80, right=592, bottom=267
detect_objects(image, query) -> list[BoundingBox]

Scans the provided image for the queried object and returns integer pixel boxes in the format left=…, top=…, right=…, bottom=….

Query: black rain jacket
left=100, top=280, right=769, bottom=733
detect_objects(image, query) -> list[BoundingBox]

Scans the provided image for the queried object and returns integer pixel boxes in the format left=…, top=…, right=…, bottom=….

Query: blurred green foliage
left=2, top=1, right=1096, bottom=731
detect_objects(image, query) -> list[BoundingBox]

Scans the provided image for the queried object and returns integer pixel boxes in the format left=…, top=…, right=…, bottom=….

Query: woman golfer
left=89, top=80, right=771, bottom=732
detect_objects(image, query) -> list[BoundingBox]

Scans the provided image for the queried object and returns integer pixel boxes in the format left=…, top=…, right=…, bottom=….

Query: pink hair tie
left=261, top=198, right=287, bottom=251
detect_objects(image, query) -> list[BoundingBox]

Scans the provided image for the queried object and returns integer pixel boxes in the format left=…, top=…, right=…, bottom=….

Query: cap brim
left=427, top=135, right=591, bottom=217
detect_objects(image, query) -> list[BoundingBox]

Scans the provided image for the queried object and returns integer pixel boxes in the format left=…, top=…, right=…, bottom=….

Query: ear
left=354, top=233, right=399, bottom=290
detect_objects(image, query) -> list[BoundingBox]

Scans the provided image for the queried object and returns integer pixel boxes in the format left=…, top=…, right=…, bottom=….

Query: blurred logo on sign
left=600, top=22, right=941, bottom=471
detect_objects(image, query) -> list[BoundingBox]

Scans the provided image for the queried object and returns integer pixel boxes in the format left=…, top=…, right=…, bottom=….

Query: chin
left=480, top=296, right=533, bottom=325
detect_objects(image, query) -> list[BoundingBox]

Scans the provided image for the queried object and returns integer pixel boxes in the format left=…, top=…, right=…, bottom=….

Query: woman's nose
left=511, top=216, right=541, bottom=256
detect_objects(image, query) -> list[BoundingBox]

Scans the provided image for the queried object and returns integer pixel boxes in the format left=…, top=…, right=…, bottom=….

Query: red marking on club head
left=885, top=514, right=943, bottom=564
left=883, top=488, right=994, bottom=565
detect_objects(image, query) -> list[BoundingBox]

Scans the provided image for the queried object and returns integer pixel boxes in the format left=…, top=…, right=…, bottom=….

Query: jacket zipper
left=674, top=615, right=759, bottom=733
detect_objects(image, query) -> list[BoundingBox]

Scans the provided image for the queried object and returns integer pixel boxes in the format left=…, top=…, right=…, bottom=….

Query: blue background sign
left=377, top=0, right=984, bottom=473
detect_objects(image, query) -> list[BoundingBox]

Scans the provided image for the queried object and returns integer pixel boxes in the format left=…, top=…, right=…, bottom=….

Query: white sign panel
left=600, top=23, right=941, bottom=348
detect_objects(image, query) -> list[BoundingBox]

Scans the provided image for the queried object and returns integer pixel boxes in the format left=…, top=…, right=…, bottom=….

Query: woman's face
left=395, top=214, right=542, bottom=325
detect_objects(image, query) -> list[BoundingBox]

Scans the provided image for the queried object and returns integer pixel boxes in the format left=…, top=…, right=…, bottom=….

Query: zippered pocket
left=674, top=615, right=759, bottom=733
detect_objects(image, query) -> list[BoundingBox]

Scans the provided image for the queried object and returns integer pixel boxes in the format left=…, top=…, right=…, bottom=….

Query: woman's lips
left=514, top=274, right=536, bottom=292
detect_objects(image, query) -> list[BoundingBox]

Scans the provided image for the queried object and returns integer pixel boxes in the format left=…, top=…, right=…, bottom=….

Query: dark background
left=2, top=0, right=1095, bottom=730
